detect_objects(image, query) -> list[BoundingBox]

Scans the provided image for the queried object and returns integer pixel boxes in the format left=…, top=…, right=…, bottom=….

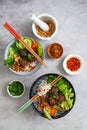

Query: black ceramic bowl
left=29, top=73, right=76, bottom=119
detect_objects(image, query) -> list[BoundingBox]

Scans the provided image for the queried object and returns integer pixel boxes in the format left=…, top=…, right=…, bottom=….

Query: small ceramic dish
left=32, top=14, right=58, bottom=40
left=47, top=43, right=63, bottom=59
left=63, top=54, right=84, bottom=75
left=7, top=80, right=25, bottom=98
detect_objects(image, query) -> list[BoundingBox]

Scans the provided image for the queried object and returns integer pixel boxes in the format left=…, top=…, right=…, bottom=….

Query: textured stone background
left=0, top=0, right=87, bottom=130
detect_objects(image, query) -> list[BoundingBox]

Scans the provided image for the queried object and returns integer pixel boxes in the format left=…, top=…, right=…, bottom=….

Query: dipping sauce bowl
left=63, top=54, right=84, bottom=75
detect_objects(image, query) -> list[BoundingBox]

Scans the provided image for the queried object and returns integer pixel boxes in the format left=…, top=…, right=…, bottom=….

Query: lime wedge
left=37, top=44, right=43, bottom=57
left=42, top=107, right=52, bottom=120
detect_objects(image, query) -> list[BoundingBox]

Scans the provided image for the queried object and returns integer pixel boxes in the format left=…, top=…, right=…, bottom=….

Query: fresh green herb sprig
left=8, top=81, right=24, bottom=96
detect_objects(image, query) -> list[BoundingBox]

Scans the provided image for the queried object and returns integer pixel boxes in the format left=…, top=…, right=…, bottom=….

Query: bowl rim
left=29, top=73, right=76, bottom=119
left=32, top=13, right=58, bottom=40
left=63, top=54, right=84, bottom=75
left=7, top=80, right=25, bottom=98
left=4, top=37, right=43, bottom=75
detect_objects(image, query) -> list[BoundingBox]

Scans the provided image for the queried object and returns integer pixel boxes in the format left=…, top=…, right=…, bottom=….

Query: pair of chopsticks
left=17, top=75, right=63, bottom=112
left=4, top=22, right=47, bottom=67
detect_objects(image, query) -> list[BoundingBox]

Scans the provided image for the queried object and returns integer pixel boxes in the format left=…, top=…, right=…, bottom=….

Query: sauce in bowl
left=63, top=54, right=84, bottom=75
left=47, top=43, right=63, bottom=59
left=67, top=57, right=80, bottom=71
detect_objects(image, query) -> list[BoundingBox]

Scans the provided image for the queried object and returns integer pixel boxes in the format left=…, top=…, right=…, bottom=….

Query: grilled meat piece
left=19, top=60, right=29, bottom=70
left=47, top=97, right=56, bottom=106
left=50, top=86, right=58, bottom=93
left=56, top=94, right=65, bottom=102
left=19, top=49, right=28, bottom=58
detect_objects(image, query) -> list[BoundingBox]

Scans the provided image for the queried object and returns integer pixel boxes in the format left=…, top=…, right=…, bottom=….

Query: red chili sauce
left=67, top=57, right=80, bottom=71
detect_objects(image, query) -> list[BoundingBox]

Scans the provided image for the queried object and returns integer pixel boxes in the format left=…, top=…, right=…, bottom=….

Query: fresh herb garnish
left=4, top=58, right=14, bottom=68
left=8, top=81, right=24, bottom=96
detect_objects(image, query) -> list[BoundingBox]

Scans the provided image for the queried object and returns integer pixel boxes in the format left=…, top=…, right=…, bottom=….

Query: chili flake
left=67, top=57, right=80, bottom=71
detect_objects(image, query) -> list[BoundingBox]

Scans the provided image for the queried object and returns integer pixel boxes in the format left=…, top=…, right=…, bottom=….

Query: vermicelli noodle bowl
left=4, top=37, right=43, bottom=75
left=30, top=73, right=76, bottom=120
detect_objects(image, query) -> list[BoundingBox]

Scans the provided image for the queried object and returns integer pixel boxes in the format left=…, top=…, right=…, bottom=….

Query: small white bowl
left=7, top=80, right=25, bottom=98
left=63, top=54, right=84, bottom=75
left=32, top=14, right=58, bottom=40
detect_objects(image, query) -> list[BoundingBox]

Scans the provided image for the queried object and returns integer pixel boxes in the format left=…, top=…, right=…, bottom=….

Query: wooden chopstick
left=50, top=75, right=63, bottom=86
left=4, top=22, right=47, bottom=67
left=17, top=75, right=63, bottom=112
left=31, top=94, right=39, bottom=102
left=17, top=94, right=39, bottom=113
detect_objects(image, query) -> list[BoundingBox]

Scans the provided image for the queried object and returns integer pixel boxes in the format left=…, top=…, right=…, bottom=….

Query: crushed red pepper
left=67, top=57, right=80, bottom=71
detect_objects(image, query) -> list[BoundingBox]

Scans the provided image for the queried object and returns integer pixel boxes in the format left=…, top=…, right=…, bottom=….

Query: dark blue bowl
left=29, top=73, right=76, bottom=119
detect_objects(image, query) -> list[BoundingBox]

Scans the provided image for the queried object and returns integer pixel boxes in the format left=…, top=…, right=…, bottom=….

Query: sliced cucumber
left=42, top=107, right=52, bottom=120
left=37, top=44, right=43, bottom=57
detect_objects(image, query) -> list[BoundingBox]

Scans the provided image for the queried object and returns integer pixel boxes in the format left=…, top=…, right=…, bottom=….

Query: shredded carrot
left=38, top=97, right=58, bottom=117
left=32, top=40, right=38, bottom=51
left=50, top=106, right=58, bottom=116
